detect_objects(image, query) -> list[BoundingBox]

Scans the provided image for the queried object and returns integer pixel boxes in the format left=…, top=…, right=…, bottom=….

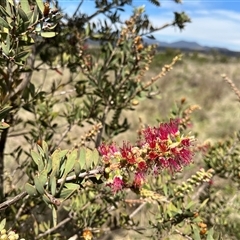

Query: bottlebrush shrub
left=99, top=119, right=194, bottom=192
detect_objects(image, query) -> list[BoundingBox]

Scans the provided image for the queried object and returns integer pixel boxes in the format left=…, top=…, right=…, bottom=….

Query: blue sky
left=58, top=0, right=240, bottom=51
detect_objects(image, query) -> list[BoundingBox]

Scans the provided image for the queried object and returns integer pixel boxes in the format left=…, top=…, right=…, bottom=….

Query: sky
left=58, top=0, right=240, bottom=51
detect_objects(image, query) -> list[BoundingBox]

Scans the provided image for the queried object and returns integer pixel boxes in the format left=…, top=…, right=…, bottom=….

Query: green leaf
left=92, top=148, right=99, bottom=167
left=0, top=6, right=11, bottom=18
left=59, top=188, right=77, bottom=200
left=74, top=161, right=81, bottom=177
left=199, top=198, right=209, bottom=210
left=0, top=218, right=6, bottom=231
left=50, top=176, right=57, bottom=196
left=192, top=227, right=201, bottom=240
left=34, top=174, right=46, bottom=195
left=30, top=150, right=42, bottom=166
left=64, top=183, right=80, bottom=190
left=37, top=144, right=45, bottom=158
left=64, top=149, right=78, bottom=175
left=42, top=141, right=49, bottom=158
left=15, top=50, right=30, bottom=61
left=0, top=16, right=10, bottom=28
left=20, top=0, right=31, bottom=13
left=85, top=23, right=91, bottom=36
left=25, top=183, right=38, bottom=197
left=41, top=32, right=57, bottom=38
left=1, top=34, right=10, bottom=55
left=186, top=200, right=195, bottom=210
left=79, top=147, right=86, bottom=169
left=206, top=228, right=214, bottom=240
left=18, top=7, right=29, bottom=22
left=31, top=5, right=39, bottom=24
left=85, top=148, right=93, bottom=170
left=0, top=106, right=12, bottom=119
left=36, top=0, right=44, bottom=14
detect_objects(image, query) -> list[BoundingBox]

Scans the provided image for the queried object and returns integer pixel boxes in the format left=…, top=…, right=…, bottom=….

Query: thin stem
left=0, top=167, right=103, bottom=211
left=35, top=217, right=71, bottom=239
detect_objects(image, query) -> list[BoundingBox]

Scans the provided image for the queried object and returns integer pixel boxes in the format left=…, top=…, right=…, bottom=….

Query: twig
left=129, top=202, right=147, bottom=219
left=35, top=217, right=71, bottom=239
left=0, top=191, right=28, bottom=211
left=174, top=229, right=193, bottom=240
left=0, top=167, right=103, bottom=211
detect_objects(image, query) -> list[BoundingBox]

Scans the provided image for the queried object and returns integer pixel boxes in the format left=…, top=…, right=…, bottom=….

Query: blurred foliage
left=0, top=0, right=239, bottom=240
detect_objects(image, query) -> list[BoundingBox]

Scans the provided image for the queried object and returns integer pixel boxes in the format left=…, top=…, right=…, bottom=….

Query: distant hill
left=87, top=38, right=240, bottom=57
left=144, top=38, right=240, bottom=57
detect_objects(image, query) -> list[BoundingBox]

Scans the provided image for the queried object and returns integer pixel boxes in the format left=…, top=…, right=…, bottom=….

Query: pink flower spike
left=98, top=142, right=118, bottom=163
left=110, top=176, right=124, bottom=193
left=158, top=123, right=169, bottom=140
left=133, top=172, right=145, bottom=188
left=168, top=158, right=182, bottom=172
left=143, top=127, right=157, bottom=148
left=181, top=138, right=191, bottom=147
left=98, top=143, right=109, bottom=156
left=138, top=161, right=147, bottom=171
left=179, top=148, right=193, bottom=166
left=168, top=118, right=180, bottom=136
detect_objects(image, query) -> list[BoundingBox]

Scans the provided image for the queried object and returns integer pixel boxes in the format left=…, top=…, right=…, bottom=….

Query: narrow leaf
left=31, top=150, right=42, bottom=166
left=0, top=17, right=10, bottom=28
left=0, top=6, right=11, bottom=18
left=20, top=0, right=31, bottom=13
left=25, top=183, right=38, bottom=197
left=64, top=149, right=78, bottom=175
left=79, top=147, right=86, bottom=169
left=36, top=0, right=44, bottom=14
left=0, top=219, right=6, bottom=231
left=18, top=8, right=29, bottom=22
left=92, top=148, right=99, bottom=167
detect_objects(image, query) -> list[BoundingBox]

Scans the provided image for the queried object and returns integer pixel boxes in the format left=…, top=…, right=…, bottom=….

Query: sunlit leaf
left=20, top=0, right=31, bottom=13
left=41, top=32, right=57, bottom=38
left=79, top=147, right=86, bottom=169
left=0, top=219, right=6, bottom=231
left=36, top=0, right=44, bottom=14
left=64, top=149, right=78, bottom=175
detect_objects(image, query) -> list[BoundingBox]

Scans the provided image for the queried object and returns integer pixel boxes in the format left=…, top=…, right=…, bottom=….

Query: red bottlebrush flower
left=168, top=158, right=182, bottom=172
left=133, top=172, right=145, bottom=188
left=158, top=157, right=169, bottom=169
left=137, top=161, right=147, bottom=171
left=158, top=141, right=168, bottom=153
left=98, top=143, right=118, bottom=163
left=148, top=151, right=158, bottom=160
left=120, top=142, right=136, bottom=164
left=158, top=123, right=169, bottom=140
left=143, top=127, right=157, bottom=148
left=181, top=138, right=191, bottom=147
left=109, top=176, right=124, bottom=193
left=178, top=148, right=193, bottom=166
left=168, top=118, right=180, bottom=136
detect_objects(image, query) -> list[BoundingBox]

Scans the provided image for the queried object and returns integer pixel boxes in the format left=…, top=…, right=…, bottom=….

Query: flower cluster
left=98, top=119, right=194, bottom=193
left=0, top=229, right=25, bottom=240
